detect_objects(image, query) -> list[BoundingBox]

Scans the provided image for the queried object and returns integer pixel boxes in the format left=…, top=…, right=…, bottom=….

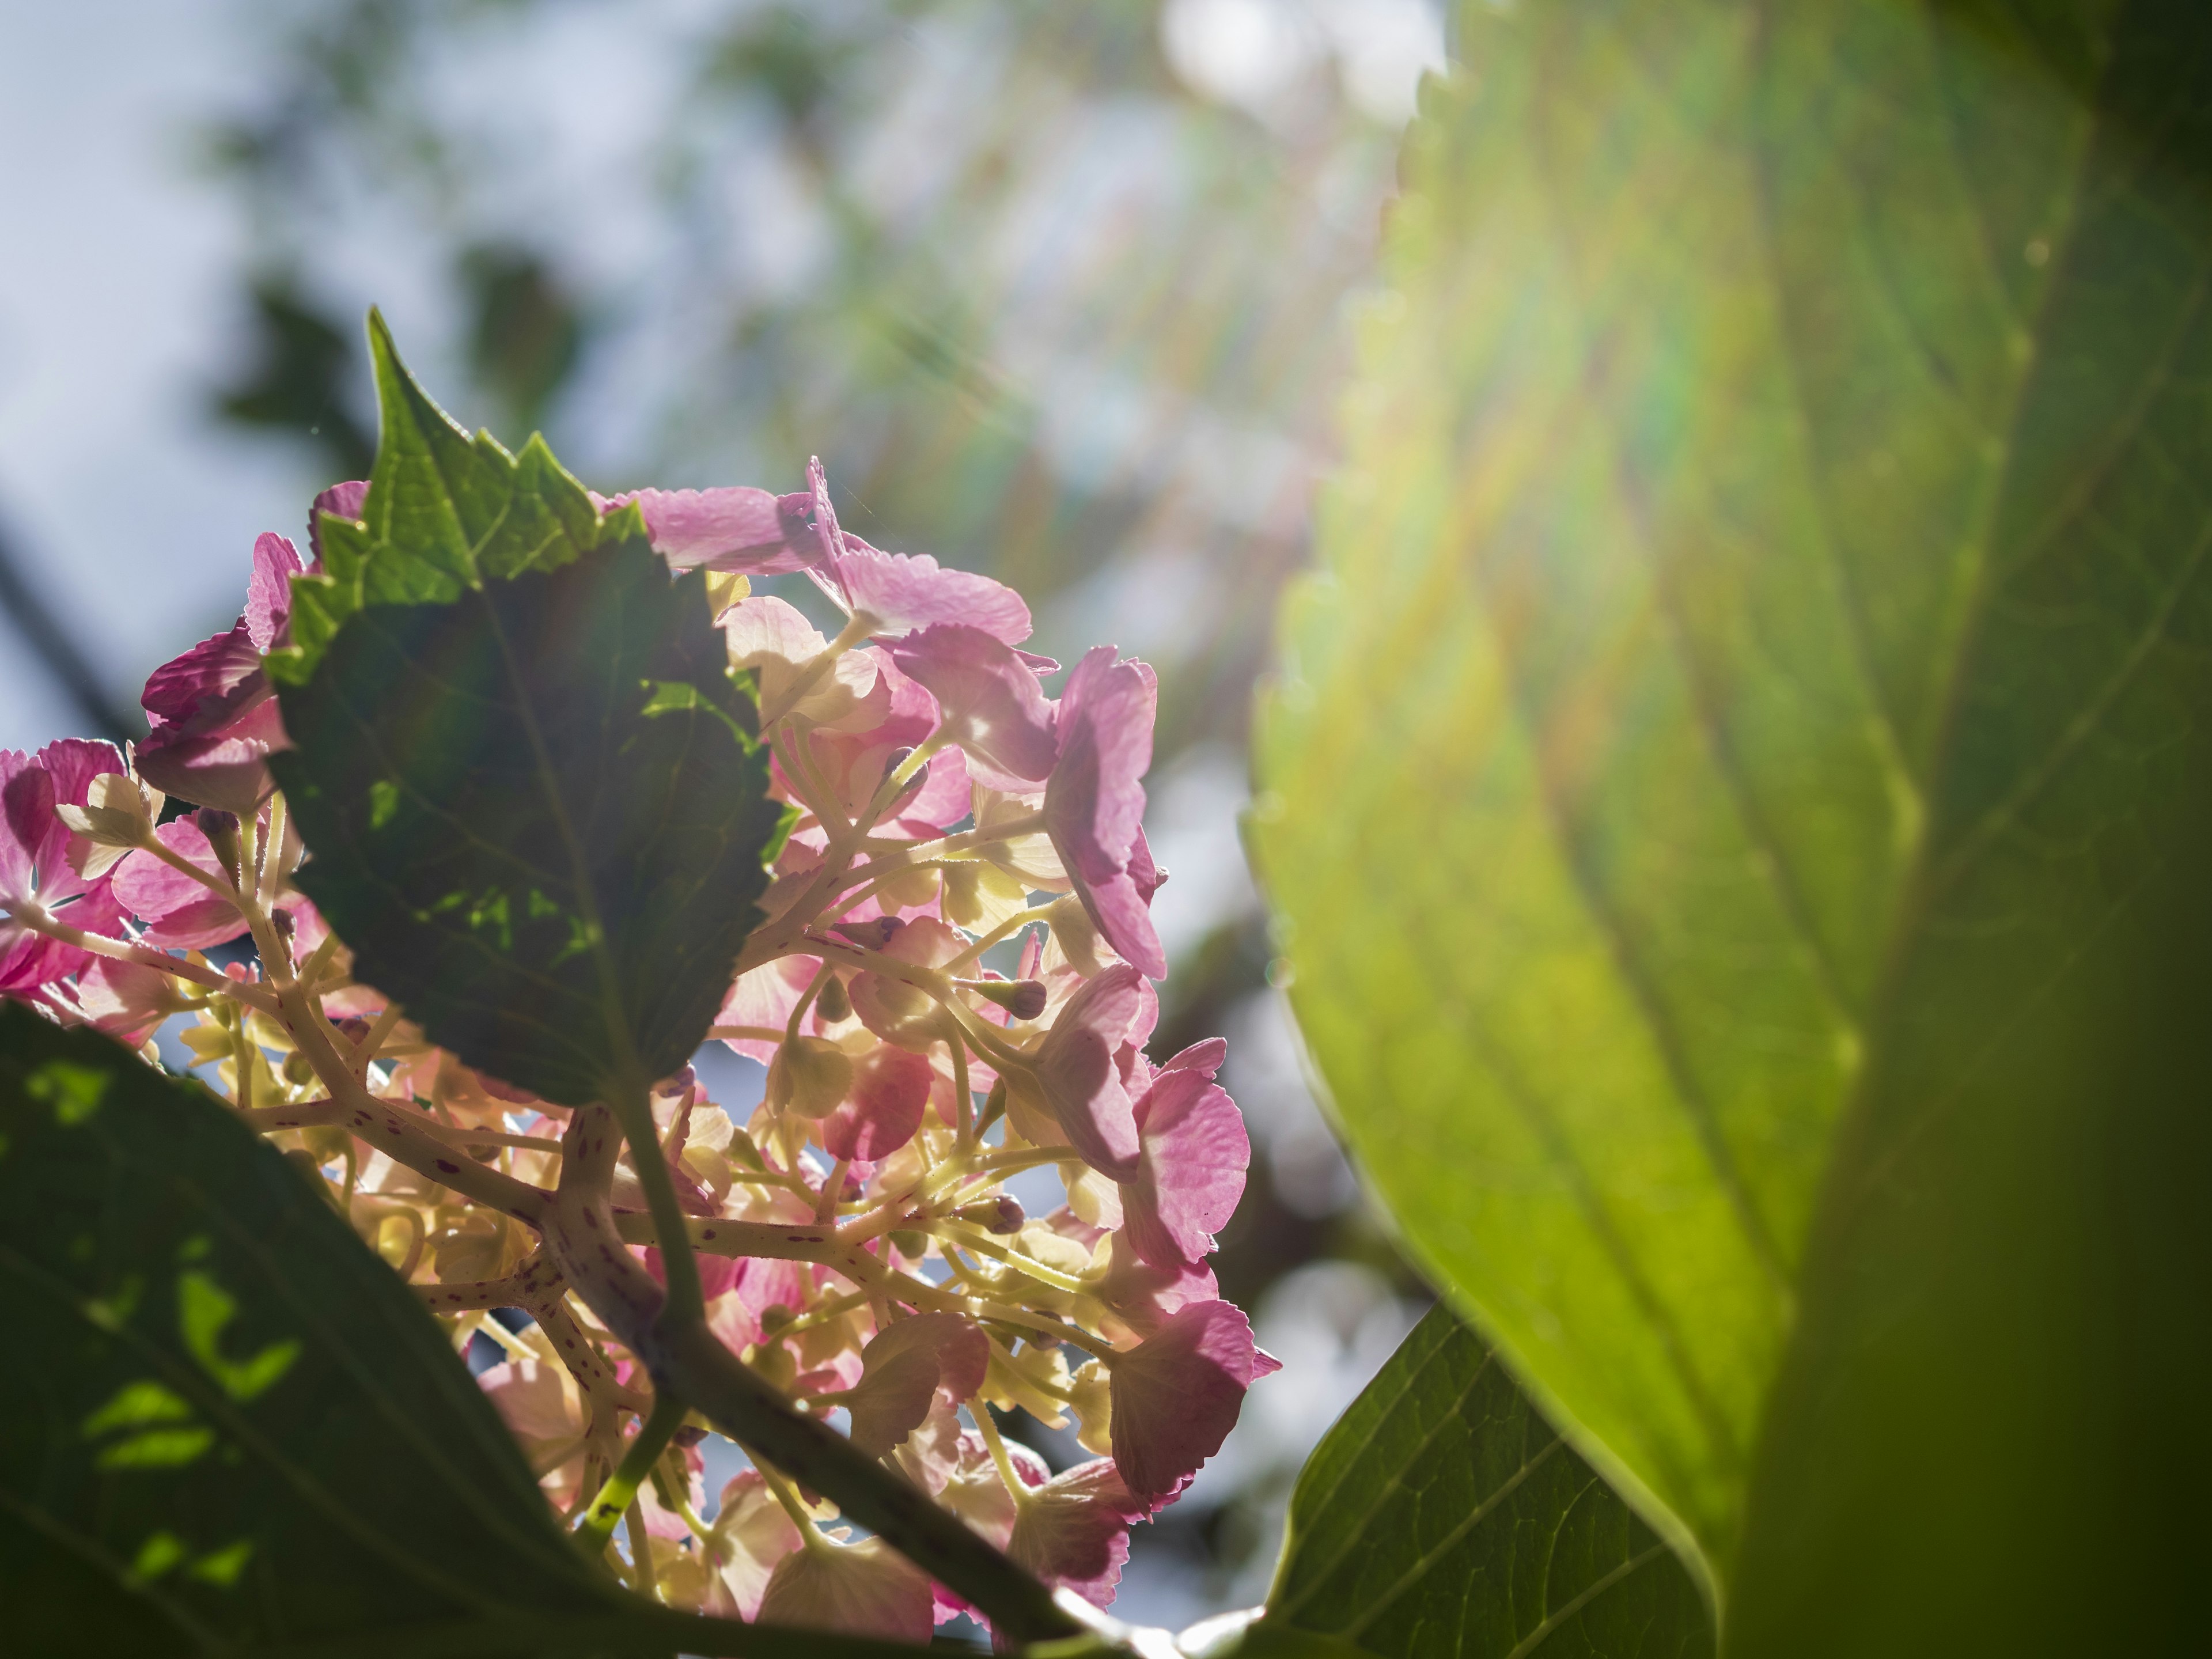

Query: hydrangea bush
left=0, top=318, right=1271, bottom=1644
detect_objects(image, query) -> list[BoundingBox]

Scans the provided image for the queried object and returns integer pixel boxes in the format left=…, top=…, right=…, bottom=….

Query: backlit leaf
left=1250, top=0, right=2212, bottom=1642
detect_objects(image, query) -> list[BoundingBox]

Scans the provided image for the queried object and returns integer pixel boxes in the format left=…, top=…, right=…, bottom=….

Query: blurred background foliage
left=0, top=0, right=1449, bottom=1627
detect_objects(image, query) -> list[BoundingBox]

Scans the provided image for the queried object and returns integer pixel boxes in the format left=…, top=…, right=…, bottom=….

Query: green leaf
left=268, top=329, right=789, bottom=1108
left=1255, top=1306, right=1710, bottom=1659
left=0, top=1009, right=916, bottom=1658
left=1250, top=0, right=2212, bottom=1637
left=272, top=308, right=631, bottom=687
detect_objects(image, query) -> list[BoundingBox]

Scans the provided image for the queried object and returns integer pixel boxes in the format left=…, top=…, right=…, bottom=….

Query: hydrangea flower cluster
left=0, top=461, right=1271, bottom=1639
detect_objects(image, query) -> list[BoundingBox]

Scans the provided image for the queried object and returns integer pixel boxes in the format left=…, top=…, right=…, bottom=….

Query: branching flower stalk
left=0, top=403, right=1273, bottom=1643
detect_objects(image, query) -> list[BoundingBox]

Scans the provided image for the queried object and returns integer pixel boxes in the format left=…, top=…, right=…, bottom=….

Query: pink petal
left=1108, top=1300, right=1270, bottom=1498
left=888, top=624, right=1057, bottom=788
left=838, top=1312, right=989, bottom=1455
left=245, top=532, right=306, bottom=652
left=826, top=540, right=1033, bottom=645
left=1120, top=1070, right=1249, bottom=1268
left=112, top=820, right=250, bottom=951
left=1128, top=824, right=1167, bottom=904
left=821, top=1043, right=934, bottom=1161
left=139, top=623, right=266, bottom=734
left=758, top=1536, right=934, bottom=1642
left=847, top=916, right=963, bottom=1052
left=855, top=646, right=941, bottom=749
left=703, top=1471, right=805, bottom=1620
left=76, top=957, right=185, bottom=1046
left=715, top=957, right=816, bottom=1063
left=597, top=485, right=817, bottom=574
left=710, top=1255, right=813, bottom=1350
left=889, top=747, right=971, bottom=836
left=137, top=679, right=290, bottom=817
left=1006, top=1457, right=1152, bottom=1608
left=644, top=1245, right=741, bottom=1304
left=1094, top=1244, right=1219, bottom=1339
left=309, top=479, right=369, bottom=565
left=1033, top=963, right=1153, bottom=1176
left=1044, top=647, right=1165, bottom=978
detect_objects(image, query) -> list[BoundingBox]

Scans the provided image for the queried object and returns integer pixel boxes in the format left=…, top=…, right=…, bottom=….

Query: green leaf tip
left=271, top=310, right=618, bottom=685
left=1252, top=0, right=2212, bottom=1647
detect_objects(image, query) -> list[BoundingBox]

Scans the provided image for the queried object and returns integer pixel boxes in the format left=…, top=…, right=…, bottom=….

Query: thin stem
left=853, top=729, right=948, bottom=837
left=830, top=812, right=1047, bottom=900
left=626, top=1497, right=658, bottom=1596
left=577, top=1389, right=688, bottom=1551
left=353, top=1003, right=406, bottom=1071
left=972, top=1408, right=1030, bottom=1509
left=759, top=613, right=872, bottom=728
left=760, top=1465, right=830, bottom=1552
left=814, top=1157, right=850, bottom=1225
left=145, top=837, right=243, bottom=906
left=942, top=907, right=1047, bottom=975
left=0, top=899, right=279, bottom=1013
left=611, top=1066, right=703, bottom=1330
left=939, top=1223, right=1088, bottom=1296
left=972, top=1302, right=1117, bottom=1361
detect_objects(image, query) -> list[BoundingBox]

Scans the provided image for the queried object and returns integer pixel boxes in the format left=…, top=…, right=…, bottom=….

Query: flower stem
left=576, top=1388, right=688, bottom=1552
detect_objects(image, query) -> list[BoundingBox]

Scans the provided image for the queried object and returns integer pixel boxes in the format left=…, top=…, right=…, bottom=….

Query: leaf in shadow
left=0, top=1009, right=919, bottom=1657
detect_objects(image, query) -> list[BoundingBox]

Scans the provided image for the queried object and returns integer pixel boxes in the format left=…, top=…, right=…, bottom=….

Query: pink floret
left=1006, top=1457, right=1154, bottom=1608
left=0, top=740, right=130, bottom=993
left=1108, top=1300, right=1278, bottom=1498
left=137, top=532, right=305, bottom=815
left=1119, top=1061, right=1250, bottom=1268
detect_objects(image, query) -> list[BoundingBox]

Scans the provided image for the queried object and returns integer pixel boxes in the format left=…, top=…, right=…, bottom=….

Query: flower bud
left=952, top=1195, right=1025, bottom=1235
left=767, top=1036, right=853, bottom=1120
left=194, top=808, right=243, bottom=885
left=749, top=1339, right=798, bottom=1392
left=888, top=1229, right=930, bottom=1260
left=959, top=977, right=1048, bottom=1021
left=814, top=972, right=852, bottom=1024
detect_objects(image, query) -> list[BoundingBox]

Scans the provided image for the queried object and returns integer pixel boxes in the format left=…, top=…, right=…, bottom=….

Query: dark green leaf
left=0, top=1009, right=915, bottom=1658
left=268, top=330, right=789, bottom=1107
left=1250, top=0, right=2212, bottom=1641
left=1255, top=1307, right=1709, bottom=1659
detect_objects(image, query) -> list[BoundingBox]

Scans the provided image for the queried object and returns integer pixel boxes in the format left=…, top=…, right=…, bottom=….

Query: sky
left=0, top=3, right=328, bottom=754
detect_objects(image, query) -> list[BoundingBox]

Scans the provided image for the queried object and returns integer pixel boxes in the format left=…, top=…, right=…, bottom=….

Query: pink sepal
left=1044, top=646, right=1166, bottom=978
left=1108, top=1300, right=1272, bottom=1498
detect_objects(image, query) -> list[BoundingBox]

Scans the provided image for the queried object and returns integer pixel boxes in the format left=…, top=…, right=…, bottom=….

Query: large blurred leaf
left=1260, top=1305, right=1710, bottom=1659
left=270, top=327, right=789, bottom=1107
left=1251, top=0, right=2212, bottom=1637
left=0, top=1007, right=906, bottom=1657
